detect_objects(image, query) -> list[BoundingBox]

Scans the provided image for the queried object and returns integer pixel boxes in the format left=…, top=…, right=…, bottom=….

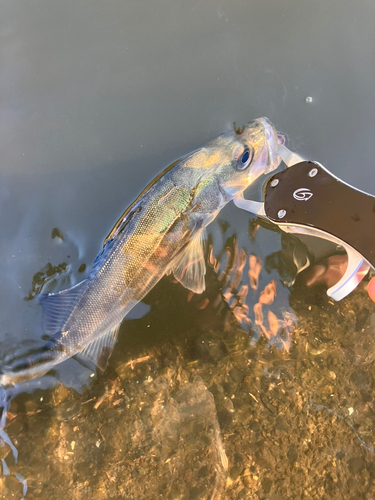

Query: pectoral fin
left=80, top=326, right=120, bottom=371
left=168, top=229, right=206, bottom=294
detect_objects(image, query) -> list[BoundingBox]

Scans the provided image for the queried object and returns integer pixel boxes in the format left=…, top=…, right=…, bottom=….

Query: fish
left=0, top=117, right=282, bottom=386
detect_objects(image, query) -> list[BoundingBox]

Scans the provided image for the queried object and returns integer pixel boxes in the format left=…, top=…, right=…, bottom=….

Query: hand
left=368, top=276, right=375, bottom=302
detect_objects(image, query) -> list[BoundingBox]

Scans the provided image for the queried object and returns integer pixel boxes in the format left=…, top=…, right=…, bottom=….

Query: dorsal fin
left=103, top=157, right=184, bottom=247
left=38, top=280, right=87, bottom=335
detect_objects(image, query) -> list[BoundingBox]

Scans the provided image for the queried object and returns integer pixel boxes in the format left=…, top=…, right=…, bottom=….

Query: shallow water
left=1, top=0, right=375, bottom=498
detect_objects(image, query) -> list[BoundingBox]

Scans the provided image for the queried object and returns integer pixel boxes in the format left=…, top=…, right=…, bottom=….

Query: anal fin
left=79, top=325, right=120, bottom=371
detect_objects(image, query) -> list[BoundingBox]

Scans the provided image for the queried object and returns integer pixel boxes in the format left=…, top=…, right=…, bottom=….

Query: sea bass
left=0, top=118, right=282, bottom=386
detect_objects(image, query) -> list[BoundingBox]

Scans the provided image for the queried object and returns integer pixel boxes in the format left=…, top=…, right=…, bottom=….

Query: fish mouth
left=252, top=117, right=284, bottom=177
left=277, top=132, right=288, bottom=147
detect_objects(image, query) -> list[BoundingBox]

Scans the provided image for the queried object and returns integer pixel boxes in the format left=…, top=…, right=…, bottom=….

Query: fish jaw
left=246, top=117, right=283, bottom=180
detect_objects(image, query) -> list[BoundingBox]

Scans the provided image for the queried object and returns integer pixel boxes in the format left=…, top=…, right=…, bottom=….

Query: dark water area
left=1, top=0, right=375, bottom=498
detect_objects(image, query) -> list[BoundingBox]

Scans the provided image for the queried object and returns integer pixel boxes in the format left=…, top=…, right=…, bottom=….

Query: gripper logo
left=293, top=188, right=313, bottom=201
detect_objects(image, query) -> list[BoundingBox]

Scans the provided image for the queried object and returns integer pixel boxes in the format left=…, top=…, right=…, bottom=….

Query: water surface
left=1, top=0, right=375, bottom=498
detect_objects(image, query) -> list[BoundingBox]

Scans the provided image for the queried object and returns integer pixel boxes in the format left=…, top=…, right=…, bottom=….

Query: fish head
left=212, top=117, right=283, bottom=200
left=184, top=118, right=283, bottom=207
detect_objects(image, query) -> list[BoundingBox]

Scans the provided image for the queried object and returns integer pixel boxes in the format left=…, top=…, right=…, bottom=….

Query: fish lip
left=277, top=132, right=288, bottom=147
left=256, top=117, right=283, bottom=175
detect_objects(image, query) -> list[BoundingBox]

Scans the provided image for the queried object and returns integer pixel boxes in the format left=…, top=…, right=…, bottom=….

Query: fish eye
left=235, top=147, right=253, bottom=171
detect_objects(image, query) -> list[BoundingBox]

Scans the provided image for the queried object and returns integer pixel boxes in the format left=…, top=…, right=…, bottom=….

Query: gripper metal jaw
left=278, top=224, right=370, bottom=301
left=327, top=252, right=369, bottom=301
left=233, top=195, right=265, bottom=217
left=276, top=143, right=304, bottom=167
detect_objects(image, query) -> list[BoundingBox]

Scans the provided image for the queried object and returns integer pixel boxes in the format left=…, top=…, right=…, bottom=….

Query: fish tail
left=0, top=385, right=11, bottom=429
left=0, top=384, right=28, bottom=498
left=0, top=348, right=60, bottom=387
left=0, top=385, right=18, bottom=462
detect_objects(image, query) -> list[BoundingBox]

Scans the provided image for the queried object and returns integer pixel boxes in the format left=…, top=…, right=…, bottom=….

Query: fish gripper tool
left=234, top=143, right=375, bottom=301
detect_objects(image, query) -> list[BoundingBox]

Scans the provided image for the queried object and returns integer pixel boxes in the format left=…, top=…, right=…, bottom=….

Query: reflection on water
left=214, top=235, right=296, bottom=349
left=1, top=219, right=375, bottom=499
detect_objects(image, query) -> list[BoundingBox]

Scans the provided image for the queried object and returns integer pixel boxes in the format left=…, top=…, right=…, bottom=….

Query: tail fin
left=0, top=350, right=60, bottom=387
left=0, top=386, right=18, bottom=461
left=0, top=385, right=27, bottom=498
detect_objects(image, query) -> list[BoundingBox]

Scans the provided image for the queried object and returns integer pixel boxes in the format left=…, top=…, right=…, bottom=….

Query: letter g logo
left=293, top=188, right=313, bottom=201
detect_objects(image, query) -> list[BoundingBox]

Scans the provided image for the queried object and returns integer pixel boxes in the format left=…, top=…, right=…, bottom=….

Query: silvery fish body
left=1, top=118, right=282, bottom=386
